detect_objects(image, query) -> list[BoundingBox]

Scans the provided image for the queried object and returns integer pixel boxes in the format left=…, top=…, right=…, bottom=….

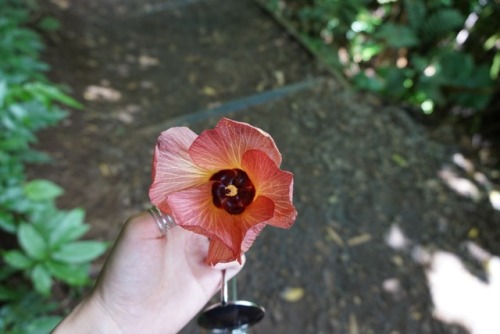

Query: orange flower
left=149, top=118, right=297, bottom=265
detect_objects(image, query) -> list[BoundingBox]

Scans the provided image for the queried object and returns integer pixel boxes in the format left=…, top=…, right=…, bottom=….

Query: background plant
left=260, top=0, right=499, bottom=150
left=0, top=1, right=107, bottom=332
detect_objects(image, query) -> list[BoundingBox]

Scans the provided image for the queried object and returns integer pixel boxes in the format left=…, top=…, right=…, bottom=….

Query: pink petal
left=206, top=239, right=240, bottom=265
left=241, top=223, right=266, bottom=252
left=149, top=127, right=209, bottom=212
left=242, top=149, right=297, bottom=229
left=188, top=118, right=282, bottom=171
left=167, top=183, right=274, bottom=264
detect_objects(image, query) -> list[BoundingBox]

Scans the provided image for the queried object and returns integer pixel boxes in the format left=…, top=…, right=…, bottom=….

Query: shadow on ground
left=33, top=0, right=500, bottom=333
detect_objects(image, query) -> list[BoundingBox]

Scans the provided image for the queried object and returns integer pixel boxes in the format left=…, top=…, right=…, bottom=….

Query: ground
left=32, top=0, right=500, bottom=333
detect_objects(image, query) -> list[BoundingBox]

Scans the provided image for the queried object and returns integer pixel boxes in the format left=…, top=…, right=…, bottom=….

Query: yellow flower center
left=225, top=184, right=238, bottom=197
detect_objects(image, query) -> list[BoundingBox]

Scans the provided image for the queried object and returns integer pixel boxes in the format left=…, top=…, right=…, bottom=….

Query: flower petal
left=241, top=223, right=266, bottom=252
left=149, top=127, right=209, bottom=212
left=242, top=149, right=297, bottom=229
left=206, top=238, right=240, bottom=265
left=167, top=183, right=274, bottom=264
left=189, top=118, right=282, bottom=171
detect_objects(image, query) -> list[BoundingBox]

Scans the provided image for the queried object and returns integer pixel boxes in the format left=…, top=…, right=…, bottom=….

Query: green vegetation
left=260, top=0, right=498, bottom=131
left=0, top=1, right=107, bottom=332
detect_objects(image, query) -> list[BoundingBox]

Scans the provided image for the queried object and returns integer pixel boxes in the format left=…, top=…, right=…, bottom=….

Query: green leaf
left=380, top=67, right=409, bottom=98
left=0, top=284, right=23, bottom=301
left=37, top=17, right=60, bottom=32
left=491, top=53, right=500, bottom=80
left=3, top=250, right=33, bottom=269
left=0, top=211, right=16, bottom=233
left=25, top=316, right=62, bottom=334
left=26, top=83, right=83, bottom=109
left=0, top=81, right=6, bottom=107
left=376, top=23, right=419, bottom=48
left=48, top=208, right=89, bottom=246
left=24, top=179, right=63, bottom=201
left=52, top=241, right=107, bottom=264
left=18, top=223, right=47, bottom=260
left=46, top=260, right=90, bottom=286
left=0, top=267, right=16, bottom=283
left=353, top=72, right=384, bottom=92
left=404, top=0, right=426, bottom=31
left=30, top=265, right=52, bottom=296
left=421, top=9, right=464, bottom=43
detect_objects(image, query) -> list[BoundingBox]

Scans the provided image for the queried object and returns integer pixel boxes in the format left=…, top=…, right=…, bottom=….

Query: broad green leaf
left=25, top=316, right=62, bottom=334
left=26, top=83, right=83, bottom=109
left=353, top=72, right=384, bottom=92
left=18, top=223, right=47, bottom=260
left=491, top=53, right=500, bottom=80
left=46, top=260, right=90, bottom=286
left=0, top=81, right=6, bottom=107
left=31, top=265, right=52, bottom=296
left=421, top=9, right=464, bottom=43
left=404, top=0, right=426, bottom=31
left=24, top=179, right=63, bottom=201
left=3, top=250, right=33, bottom=269
left=0, top=285, right=22, bottom=301
left=381, top=67, right=409, bottom=97
left=37, top=17, right=61, bottom=31
left=0, top=260, right=18, bottom=280
left=48, top=208, right=89, bottom=246
left=0, top=211, right=16, bottom=233
left=52, top=241, right=107, bottom=264
left=376, top=23, right=419, bottom=48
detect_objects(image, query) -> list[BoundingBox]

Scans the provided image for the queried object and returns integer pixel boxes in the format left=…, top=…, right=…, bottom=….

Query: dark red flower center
left=210, top=169, right=256, bottom=215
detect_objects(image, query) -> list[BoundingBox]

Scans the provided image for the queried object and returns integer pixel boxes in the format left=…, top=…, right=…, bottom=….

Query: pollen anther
left=225, top=185, right=238, bottom=197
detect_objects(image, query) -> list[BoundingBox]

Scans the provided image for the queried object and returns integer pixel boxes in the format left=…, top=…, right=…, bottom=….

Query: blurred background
left=1, top=0, right=499, bottom=333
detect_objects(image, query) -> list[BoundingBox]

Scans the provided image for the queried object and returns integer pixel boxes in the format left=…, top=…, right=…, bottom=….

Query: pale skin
left=54, top=212, right=243, bottom=334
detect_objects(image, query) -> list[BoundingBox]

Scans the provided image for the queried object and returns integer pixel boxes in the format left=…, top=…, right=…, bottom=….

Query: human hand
left=54, top=211, right=244, bottom=334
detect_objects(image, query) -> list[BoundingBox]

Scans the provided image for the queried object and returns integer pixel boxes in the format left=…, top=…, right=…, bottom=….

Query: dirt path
left=35, top=0, right=500, bottom=333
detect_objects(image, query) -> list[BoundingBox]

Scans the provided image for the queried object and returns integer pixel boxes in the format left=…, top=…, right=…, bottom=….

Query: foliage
left=0, top=1, right=107, bottom=332
left=260, top=0, right=499, bottom=121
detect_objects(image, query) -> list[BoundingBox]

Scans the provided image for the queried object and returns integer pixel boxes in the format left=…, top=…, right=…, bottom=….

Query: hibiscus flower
left=149, top=118, right=297, bottom=265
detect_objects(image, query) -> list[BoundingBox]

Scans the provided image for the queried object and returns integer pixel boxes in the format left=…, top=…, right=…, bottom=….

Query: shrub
left=0, top=1, right=107, bottom=332
left=260, top=0, right=499, bottom=122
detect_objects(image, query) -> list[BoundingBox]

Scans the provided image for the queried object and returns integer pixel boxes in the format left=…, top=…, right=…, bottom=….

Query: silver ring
left=148, top=206, right=176, bottom=235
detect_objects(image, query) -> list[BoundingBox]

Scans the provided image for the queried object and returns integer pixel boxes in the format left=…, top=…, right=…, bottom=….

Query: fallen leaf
left=201, top=86, right=217, bottom=96
left=326, top=226, right=344, bottom=247
left=468, top=227, right=479, bottom=239
left=138, top=55, right=159, bottom=67
left=84, top=85, right=122, bottom=101
left=392, top=153, right=408, bottom=167
left=274, top=70, right=285, bottom=86
left=349, top=313, right=359, bottom=334
left=99, top=163, right=111, bottom=177
left=347, top=233, right=372, bottom=246
left=280, top=287, right=305, bottom=303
